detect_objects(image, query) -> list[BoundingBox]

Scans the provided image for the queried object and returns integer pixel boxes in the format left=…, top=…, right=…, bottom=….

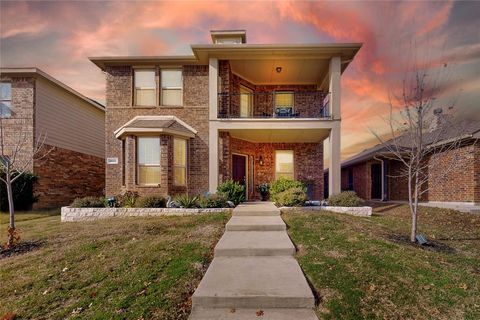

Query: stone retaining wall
left=280, top=206, right=372, bottom=217
left=61, top=206, right=232, bottom=222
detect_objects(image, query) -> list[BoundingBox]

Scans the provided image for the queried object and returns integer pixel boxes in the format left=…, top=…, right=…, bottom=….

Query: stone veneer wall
left=105, top=65, right=209, bottom=198
left=219, top=133, right=324, bottom=200
left=33, top=145, right=105, bottom=209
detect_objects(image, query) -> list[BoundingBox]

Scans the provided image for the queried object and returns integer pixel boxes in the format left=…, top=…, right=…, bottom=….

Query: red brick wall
left=105, top=65, right=209, bottom=198
left=220, top=133, right=324, bottom=200
left=33, top=145, right=105, bottom=209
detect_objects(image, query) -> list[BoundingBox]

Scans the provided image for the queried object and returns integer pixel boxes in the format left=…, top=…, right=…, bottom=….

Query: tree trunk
left=6, top=173, right=15, bottom=247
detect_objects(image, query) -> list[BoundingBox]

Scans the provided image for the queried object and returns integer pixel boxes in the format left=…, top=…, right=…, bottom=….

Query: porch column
left=209, top=58, right=218, bottom=120
left=328, top=124, right=341, bottom=196
left=329, top=56, right=341, bottom=119
left=209, top=125, right=219, bottom=193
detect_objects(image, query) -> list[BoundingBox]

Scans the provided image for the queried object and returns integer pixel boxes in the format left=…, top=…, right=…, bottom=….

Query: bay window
left=137, top=137, right=161, bottom=185
left=275, top=150, right=294, bottom=180
left=173, top=138, right=187, bottom=186
left=161, top=69, right=182, bottom=106
left=134, top=69, right=156, bottom=106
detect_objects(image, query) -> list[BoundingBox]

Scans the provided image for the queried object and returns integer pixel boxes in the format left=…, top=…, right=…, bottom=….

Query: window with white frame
left=275, top=150, right=294, bottom=180
left=161, top=69, right=182, bottom=106
left=275, top=91, right=294, bottom=116
left=134, top=69, right=156, bottom=106
left=173, top=138, right=187, bottom=186
left=0, top=82, right=12, bottom=118
left=240, top=85, right=253, bottom=117
left=137, top=137, right=161, bottom=185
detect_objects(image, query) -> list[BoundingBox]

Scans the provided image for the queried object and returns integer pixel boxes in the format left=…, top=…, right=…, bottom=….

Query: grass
left=0, top=210, right=229, bottom=319
left=283, top=203, right=480, bottom=320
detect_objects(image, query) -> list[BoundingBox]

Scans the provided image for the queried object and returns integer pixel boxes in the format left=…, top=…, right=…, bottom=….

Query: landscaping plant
left=71, top=196, right=106, bottom=208
left=117, top=190, right=139, bottom=208
left=217, top=179, right=245, bottom=205
left=174, top=194, right=199, bottom=208
left=269, top=177, right=306, bottom=204
left=135, top=196, right=166, bottom=208
left=274, top=187, right=308, bottom=207
left=256, top=183, right=269, bottom=201
left=327, top=191, right=364, bottom=207
left=198, top=193, right=228, bottom=208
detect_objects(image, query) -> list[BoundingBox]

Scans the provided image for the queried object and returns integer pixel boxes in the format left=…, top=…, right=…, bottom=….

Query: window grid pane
left=138, top=166, right=161, bottom=185
left=161, top=70, right=182, bottom=88
left=162, top=89, right=182, bottom=106
left=0, top=101, right=11, bottom=117
left=173, top=138, right=187, bottom=185
left=135, top=89, right=156, bottom=106
left=0, top=83, right=12, bottom=100
left=275, top=150, right=294, bottom=180
left=138, top=137, right=160, bottom=165
left=275, top=92, right=294, bottom=107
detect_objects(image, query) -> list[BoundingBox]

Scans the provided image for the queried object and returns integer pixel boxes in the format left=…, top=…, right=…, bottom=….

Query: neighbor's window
left=275, top=150, right=294, bottom=180
left=161, top=69, right=182, bottom=106
left=134, top=69, right=156, bottom=106
left=0, top=82, right=12, bottom=118
left=137, top=137, right=161, bottom=185
left=173, top=138, right=187, bottom=186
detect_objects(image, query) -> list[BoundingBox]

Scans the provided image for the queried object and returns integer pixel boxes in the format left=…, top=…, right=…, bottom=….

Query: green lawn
left=283, top=204, right=480, bottom=320
left=0, top=211, right=229, bottom=319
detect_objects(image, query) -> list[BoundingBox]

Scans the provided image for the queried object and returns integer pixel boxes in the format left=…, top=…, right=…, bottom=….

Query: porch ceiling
left=226, top=128, right=330, bottom=143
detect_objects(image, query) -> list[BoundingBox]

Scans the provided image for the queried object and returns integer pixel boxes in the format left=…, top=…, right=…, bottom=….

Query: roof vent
left=210, top=30, right=247, bottom=44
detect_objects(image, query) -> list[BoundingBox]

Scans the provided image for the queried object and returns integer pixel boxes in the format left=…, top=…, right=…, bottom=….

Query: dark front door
left=232, top=154, right=247, bottom=197
left=371, top=163, right=382, bottom=199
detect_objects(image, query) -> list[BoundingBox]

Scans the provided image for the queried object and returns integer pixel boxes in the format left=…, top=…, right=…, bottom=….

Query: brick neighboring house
left=90, top=30, right=361, bottom=200
left=0, top=68, right=105, bottom=209
left=326, top=119, right=480, bottom=206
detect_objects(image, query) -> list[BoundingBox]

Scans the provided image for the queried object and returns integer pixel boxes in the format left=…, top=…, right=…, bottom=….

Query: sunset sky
left=1, top=1, right=479, bottom=160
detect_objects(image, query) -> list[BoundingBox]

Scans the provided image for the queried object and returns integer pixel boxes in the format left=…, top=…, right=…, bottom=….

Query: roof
left=0, top=67, right=105, bottom=111
left=89, top=43, right=362, bottom=72
left=341, top=118, right=480, bottom=168
left=114, top=116, right=198, bottom=139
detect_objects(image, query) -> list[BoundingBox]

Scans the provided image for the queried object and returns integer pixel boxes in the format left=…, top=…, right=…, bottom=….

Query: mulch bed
left=0, top=240, right=44, bottom=259
left=386, top=233, right=457, bottom=254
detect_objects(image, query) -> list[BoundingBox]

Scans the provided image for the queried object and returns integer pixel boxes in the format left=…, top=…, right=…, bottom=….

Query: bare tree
left=0, top=117, right=50, bottom=248
left=371, top=63, right=467, bottom=243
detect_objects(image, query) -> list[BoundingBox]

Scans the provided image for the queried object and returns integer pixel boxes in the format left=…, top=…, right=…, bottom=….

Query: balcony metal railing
left=217, top=91, right=330, bottom=119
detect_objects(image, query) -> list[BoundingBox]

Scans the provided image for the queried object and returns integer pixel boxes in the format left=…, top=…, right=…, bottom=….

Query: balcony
left=217, top=91, right=330, bottom=119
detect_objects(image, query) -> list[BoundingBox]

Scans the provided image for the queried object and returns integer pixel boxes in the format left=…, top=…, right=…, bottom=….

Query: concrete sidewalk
left=190, top=202, right=318, bottom=319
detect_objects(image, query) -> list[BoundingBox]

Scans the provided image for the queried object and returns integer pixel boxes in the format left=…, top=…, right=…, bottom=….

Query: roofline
left=0, top=67, right=105, bottom=111
left=89, top=55, right=198, bottom=70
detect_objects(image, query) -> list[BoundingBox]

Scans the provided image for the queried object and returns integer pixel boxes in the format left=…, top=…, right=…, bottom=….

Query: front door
left=232, top=154, right=247, bottom=197
left=371, top=163, right=382, bottom=199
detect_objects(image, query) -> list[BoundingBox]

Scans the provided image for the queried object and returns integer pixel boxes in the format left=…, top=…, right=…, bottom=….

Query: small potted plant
left=257, top=183, right=270, bottom=201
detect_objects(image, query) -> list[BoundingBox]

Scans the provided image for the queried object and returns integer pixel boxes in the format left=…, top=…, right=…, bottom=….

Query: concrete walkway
left=190, top=202, right=317, bottom=319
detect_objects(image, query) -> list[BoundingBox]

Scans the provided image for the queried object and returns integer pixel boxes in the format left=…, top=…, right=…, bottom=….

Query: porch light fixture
left=258, top=155, right=265, bottom=166
left=275, top=66, right=282, bottom=73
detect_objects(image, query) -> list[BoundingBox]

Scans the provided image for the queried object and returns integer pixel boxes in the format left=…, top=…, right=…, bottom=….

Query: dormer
left=210, top=30, right=247, bottom=44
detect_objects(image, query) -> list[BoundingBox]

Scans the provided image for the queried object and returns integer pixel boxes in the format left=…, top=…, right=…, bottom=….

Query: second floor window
left=275, top=91, right=294, bottom=116
left=0, top=82, right=12, bottom=118
left=137, top=137, right=161, bottom=185
left=161, top=69, right=182, bottom=106
left=134, top=69, right=156, bottom=106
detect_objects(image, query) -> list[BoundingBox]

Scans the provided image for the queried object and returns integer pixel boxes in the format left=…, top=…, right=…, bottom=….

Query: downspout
left=373, top=155, right=385, bottom=201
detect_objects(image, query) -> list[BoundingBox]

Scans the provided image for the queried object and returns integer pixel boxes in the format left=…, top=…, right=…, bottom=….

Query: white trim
left=114, top=115, right=198, bottom=139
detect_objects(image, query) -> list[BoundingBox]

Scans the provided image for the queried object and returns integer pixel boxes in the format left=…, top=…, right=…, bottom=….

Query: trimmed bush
left=0, top=171, right=38, bottom=211
left=71, top=196, right=106, bottom=208
left=217, top=179, right=245, bottom=205
left=135, top=196, right=166, bottom=208
left=270, top=177, right=306, bottom=204
left=174, top=194, right=199, bottom=208
left=198, top=193, right=228, bottom=208
left=274, top=187, right=308, bottom=207
left=116, top=191, right=139, bottom=208
left=327, top=191, right=365, bottom=207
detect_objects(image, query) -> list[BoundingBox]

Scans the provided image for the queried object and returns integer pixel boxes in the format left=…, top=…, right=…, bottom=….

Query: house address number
left=106, top=157, right=118, bottom=165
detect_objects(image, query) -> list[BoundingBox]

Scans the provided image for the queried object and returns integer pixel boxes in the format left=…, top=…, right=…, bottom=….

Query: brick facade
left=33, top=145, right=105, bottom=208
left=219, top=133, right=323, bottom=200
left=105, top=65, right=209, bottom=198
left=339, top=142, right=480, bottom=203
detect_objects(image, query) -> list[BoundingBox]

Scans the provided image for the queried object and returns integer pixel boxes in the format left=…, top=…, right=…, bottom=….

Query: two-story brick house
left=0, top=68, right=105, bottom=209
left=91, top=30, right=361, bottom=200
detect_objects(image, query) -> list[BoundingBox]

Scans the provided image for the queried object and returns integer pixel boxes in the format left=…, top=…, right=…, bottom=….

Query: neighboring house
left=326, top=118, right=480, bottom=206
left=0, top=68, right=105, bottom=209
left=90, top=30, right=361, bottom=200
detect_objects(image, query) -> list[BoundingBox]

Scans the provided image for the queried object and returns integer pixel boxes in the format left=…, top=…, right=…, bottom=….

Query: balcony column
left=209, top=58, right=218, bottom=120
left=329, top=56, right=341, bottom=119
left=328, top=123, right=341, bottom=197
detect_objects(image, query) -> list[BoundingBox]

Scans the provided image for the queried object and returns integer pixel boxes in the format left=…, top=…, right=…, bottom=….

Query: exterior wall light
left=275, top=67, right=282, bottom=73
left=258, top=155, right=265, bottom=166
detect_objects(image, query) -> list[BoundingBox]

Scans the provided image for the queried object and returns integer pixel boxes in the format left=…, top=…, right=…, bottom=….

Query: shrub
left=116, top=190, right=139, bottom=208
left=217, top=179, right=245, bottom=205
left=327, top=191, right=365, bottom=207
left=270, top=177, right=306, bottom=204
left=71, top=196, right=106, bottom=208
left=274, top=187, right=308, bottom=207
left=174, top=194, right=199, bottom=208
left=198, top=193, right=228, bottom=208
left=135, top=196, right=166, bottom=208
left=0, top=171, right=38, bottom=211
